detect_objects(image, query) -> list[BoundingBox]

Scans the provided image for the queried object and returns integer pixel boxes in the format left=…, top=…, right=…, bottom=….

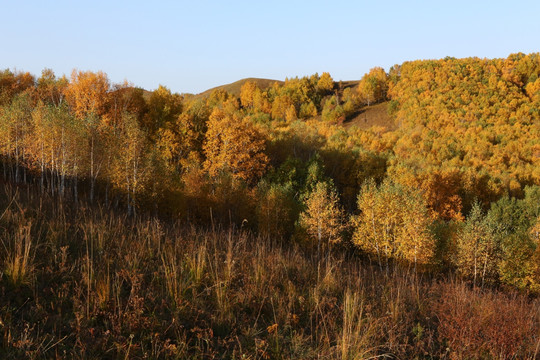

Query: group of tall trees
left=1, top=52, right=539, bottom=291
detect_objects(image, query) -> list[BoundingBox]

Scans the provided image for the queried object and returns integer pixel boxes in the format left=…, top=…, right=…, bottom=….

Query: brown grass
left=0, top=185, right=539, bottom=358
left=343, top=101, right=396, bottom=132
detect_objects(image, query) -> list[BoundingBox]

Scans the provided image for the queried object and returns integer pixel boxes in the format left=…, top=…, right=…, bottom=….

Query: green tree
left=299, top=101, right=318, bottom=119
left=488, top=188, right=540, bottom=290
left=321, top=96, right=345, bottom=124
left=0, top=93, right=32, bottom=183
left=256, top=182, right=297, bottom=239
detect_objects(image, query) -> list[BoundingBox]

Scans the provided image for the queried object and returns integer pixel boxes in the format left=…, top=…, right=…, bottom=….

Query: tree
left=26, top=101, right=51, bottom=191
left=285, top=104, right=297, bottom=122
left=316, top=72, right=334, bottom=94
left=525, top=78, right=540, bottom=102
left=456, top=202, right=499, bottom=287
left=142, top=85, right=182, bottom=136
left=64, top=70, right=110, bottom=120
left=36, top=68, right=68, bottom=107
left=321, top=96, right=345, bottom=124
left=64, top=70, right=111, bottom=202
left=299, top=181, right=344, bottom=260
left=0, top=69, right=35, bottom=105
left=107, top=82, right=147, bottom=129
left=488, top=188, right=540, bottom=290
left=528, top=216, right=540, bottom=292
left=352, top=179, right=435, bottom=268
left=157, top=108, right=207, bottom=175
left=0, top=93, right=32, bottom=183
left=203, top=108, right=268, bottom=184
left=357, top=67, right=388, bottom=106
left=398, top=191, right=438, bottom=267
left=240, top=80, right=257, bottom=108
left=26, top=103, right=84, bottom=197
left=271, top=94, right=294, bottom=121
left=252, top=88, right=271, bottom=114
left=256, top=182, right=297, bottom=239
left=299, top=101, right=318, bottom=119
left=110, top=113, right=149, bottom=215
left=390, top=165, right=464, bottom=221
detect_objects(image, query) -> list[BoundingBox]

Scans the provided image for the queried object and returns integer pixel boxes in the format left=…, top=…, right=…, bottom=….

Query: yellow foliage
left=203, top=109, right=268, bottom=184
left=299, top=182, right=344, bottom=253
left=357, top=67, right=388, bottom=105
left=316, top=72, right=334, bottom=93
left=352, top=179, right=435, bottom=266
left=64, top=69, right=110, bottom=120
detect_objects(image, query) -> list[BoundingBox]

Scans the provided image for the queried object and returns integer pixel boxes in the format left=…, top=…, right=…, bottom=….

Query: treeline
left=0, top=53, right=539, bottom=292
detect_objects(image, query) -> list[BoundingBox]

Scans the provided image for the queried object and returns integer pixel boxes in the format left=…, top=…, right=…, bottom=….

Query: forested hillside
left=1, top=53, right=540, bottom=358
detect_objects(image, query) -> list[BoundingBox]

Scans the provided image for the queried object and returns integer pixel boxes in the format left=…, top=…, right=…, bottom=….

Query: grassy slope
left=343, top=101, right=396, bottom=132
left=0, top=184, right=539, bottom=359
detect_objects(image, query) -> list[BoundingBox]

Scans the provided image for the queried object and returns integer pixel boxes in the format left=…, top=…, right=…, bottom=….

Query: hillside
left=1, top=53, right=540, bottom=358
left=1, top=184, right=539, bottom=359
left=192, top=77, right=283, bottom=99
left=190, top=78, right=359, bottom=100
left=343, top=101, right=396, bottom=131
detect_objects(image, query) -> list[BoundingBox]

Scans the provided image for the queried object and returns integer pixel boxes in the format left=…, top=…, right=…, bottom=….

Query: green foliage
left=321, top=96, right=345, bottom=124
left=298, top=100, right=318, bottom=119
left=486, top=188, right=540, bottom=289
left=256, top=181, right=298, bottom=239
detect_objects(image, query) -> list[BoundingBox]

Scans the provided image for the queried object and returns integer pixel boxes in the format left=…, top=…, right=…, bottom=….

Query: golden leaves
left=203, top=109, right=268, bottom=184
left=64, top=70, right=110, bottom=120
left=352, top=179, right=435, bottom=266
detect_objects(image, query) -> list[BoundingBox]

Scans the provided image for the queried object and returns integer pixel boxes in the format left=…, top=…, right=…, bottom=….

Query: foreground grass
left=0, top=186, right=539, bottom=359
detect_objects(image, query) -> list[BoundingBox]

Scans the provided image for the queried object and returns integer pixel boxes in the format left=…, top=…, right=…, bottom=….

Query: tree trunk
left=481, top=251, right=489, bottom=288
left=90, top=135, right=95, bottom=203
left=2, top=157, right=6, bottom=180
left=317, top=221, right=322, bottom=263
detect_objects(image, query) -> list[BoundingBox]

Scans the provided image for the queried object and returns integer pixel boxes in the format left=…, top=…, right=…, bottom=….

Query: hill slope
left=343, top=101, right=395, bottom=131
left=193, top=77, right=283, bottom=99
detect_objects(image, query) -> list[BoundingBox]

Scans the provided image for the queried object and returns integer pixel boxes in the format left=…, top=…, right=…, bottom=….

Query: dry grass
left=343, top=101, right=396, bottom=132
left=3, top=223, right=34, bottom=286
left=0, top=185, right=539, bottom=359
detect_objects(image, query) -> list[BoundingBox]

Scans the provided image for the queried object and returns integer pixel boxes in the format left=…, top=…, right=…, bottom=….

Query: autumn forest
left=1, top=53, right=540, bottom=358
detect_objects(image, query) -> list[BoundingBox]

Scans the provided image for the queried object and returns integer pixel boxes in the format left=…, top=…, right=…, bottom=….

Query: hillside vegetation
left=190, top=78, right=284, bottom=100
left=1, top=187, right=539, bottom=358
left=0, top=53, right=540, bottom=358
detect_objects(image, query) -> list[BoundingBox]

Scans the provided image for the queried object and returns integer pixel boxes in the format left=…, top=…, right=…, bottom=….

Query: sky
left=1, top=0, right=539, bottom=94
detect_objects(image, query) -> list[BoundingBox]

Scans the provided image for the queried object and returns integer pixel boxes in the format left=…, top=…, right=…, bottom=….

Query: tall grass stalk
left=3, top=223, right=34, bottom=286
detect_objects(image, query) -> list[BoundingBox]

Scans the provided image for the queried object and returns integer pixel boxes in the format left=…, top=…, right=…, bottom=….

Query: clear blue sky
left=2, top=0, right=539, bottom=94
